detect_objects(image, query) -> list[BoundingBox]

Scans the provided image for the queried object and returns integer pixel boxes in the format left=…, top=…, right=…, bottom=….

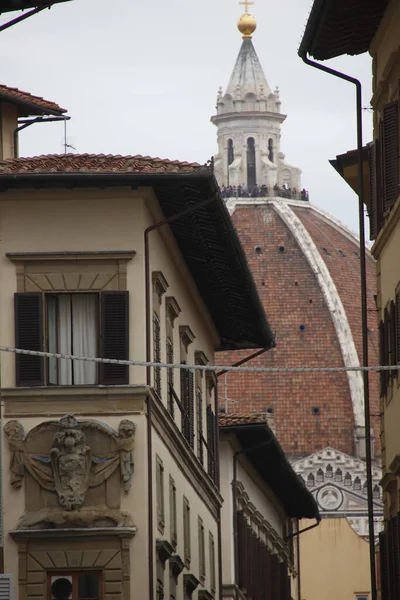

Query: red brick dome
left=219, top=198, right=380, bottom=458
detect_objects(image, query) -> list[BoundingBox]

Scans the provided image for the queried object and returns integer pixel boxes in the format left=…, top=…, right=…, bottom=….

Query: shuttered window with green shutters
left=382, top=101, right=399, bottom=213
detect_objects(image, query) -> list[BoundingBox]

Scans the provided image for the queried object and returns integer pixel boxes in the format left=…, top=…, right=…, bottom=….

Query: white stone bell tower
left=211, top=1, right=301, bottom=192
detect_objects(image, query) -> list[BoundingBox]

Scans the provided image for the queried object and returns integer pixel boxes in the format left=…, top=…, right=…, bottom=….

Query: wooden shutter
left=0, top=575, right=12, bottom=600
left=396, top=290, right=400, bottom=366
left=368, top=141, right=379, bottom=240
left=384, top=308, right=390, bottom=393
left=382, top=101, right=399, bottom=213
left=197, top=386, right=204, bottom=464
left=14, top=292, right=44, bottom=387
left=207, top=405, right=217, bottom=483
left=380, top=531, right=389, bottom=600
left=390, top=300, right=397, bottom=378
left=188, top=370, right=194, bottom=449
left=237, top=510, right=246, bottom=589
left=380, top=320, right=386, bottom=396
left=100, top=291, right=129, bottom=385
left=153, top=314, right=161, bottom=396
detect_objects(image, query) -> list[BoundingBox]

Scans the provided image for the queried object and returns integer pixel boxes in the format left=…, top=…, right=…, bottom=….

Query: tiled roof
left=0, top=153, right=203, bottom=175
left=0, top=85, right=66, bottom=115
left=219, top=413, right=273, bottom=427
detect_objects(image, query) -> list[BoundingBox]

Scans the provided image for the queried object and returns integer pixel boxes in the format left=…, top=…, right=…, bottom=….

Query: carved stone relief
left=4, top=414, right=136, bottom=530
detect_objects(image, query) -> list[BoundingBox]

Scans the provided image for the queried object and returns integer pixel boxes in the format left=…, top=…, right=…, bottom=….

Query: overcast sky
left=1, top=0, right=373, bottom=235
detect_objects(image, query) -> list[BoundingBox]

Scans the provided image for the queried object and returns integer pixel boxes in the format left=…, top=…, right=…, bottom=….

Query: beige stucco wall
left=152, top=429, right=219, bottom=598
left=0, top=101, right=18, bottom=159
left=0, top=185, right=221, bottom=598
left=300, top=517, right=371, bottom=600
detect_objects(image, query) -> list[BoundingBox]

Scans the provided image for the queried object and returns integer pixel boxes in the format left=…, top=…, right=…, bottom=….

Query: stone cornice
left=6, top=250, right=136, bottom=262
left=152, top=271, right=169, bottom=299
left=165, top=296, right=182, bottom=322
left=10, top=527, right=137, bottom=540
left=179, top=325, right=195, bottom=347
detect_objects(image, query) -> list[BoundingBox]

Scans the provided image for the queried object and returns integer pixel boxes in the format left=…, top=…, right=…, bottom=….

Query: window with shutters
left=169, top=475, right=177, bottom=549
left=47, top=571, right=102, bottom=600
left=396, top=286, right=400, bottom=373
left=206, top=375, right=219, bottom=486
left=209, top=531, right=216, bottom=594
left=198, top=517, right=206, bottom=584
left=14, top=291, right=129, bottom=387
left=367, top=140, right=384, bottom=240
left=390, top=300, right=397, bottom=379
left=165, top=297, right=181, bottom=419
left=156, top=455, right=165, bottom=534
left=382, top=101, right=399, bottom=214
left=180, top=326, right=195, bottom=449
left=195, top=351, right=208, bottom=466
left=0, top=574, right=12, bottom=600
left=152, top=272, right=169, bottom=400
left=153, top=313, right=162, bottom=396
left=183, top=496, right=191, bottom=567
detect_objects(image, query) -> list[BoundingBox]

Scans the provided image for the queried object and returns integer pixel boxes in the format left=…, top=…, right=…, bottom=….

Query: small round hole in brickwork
left=299, top=324, right=306, bottom=331
left=279, top=246, right=285, bottom=253
left=312, top=407, right=320, bottom=416
left=265, top=407, right=274, bottom=414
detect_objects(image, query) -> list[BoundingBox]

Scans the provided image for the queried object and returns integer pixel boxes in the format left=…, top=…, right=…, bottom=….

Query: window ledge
left=2, top=385, right=150, bottom=418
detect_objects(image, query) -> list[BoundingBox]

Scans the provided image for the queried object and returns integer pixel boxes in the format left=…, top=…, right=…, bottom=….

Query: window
left=153, top=313, right=162, bottom=396
left=355, top=595, right=368, bottom=600
left=47, top=293, right=98, bottom=385
left=179, top=326, right=195, bottom=449
left=247, top=137, right=256, bottom=189
left=354, top=477, right=361, bottom=490
left=167, top=337, right=174, bottom=415
left=165, top=297, right=181, bottom=419
left=48, top=572, right=102, bottom=600
left=209, top=532, right=216, bottom=594
left=198, top=517, right=206, bottom=584
left=334, top=468, right=342, bottom=482
left=344, top=473, right=352, bottom=486
left=156, top=456, right=165, bottom=533
left=316, top=468, right=324, bottom=482
left=228, top=138, right=234, bottom=168
left=268, top=138, right=274, bottom=162
left=197, top=384, right=204, bottom=464
left=307, top=473, right=315, bottom=487
left=14, top=291, right=129, bottom=387
left=183, top=496, right=191, bottom=567
left=169, top=475, right=177, bottom=549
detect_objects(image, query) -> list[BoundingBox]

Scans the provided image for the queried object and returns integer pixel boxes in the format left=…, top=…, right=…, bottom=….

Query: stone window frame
left=46, top=570, right=103, bottom=600
left=169, top=554, right=184, bottom=600
left=183, top=495, right=191, bottom=568
left=152, top=271, right=169, bottom=399
left=169, top=475, right=178, bottom=550
left=7, top=251, right=135, bottom=294
left=156, top=539, right=174, bottom=600
left=180, top=326, right=196, bottom=449
left=165, top=297, right=182, bottom=418
left=198, top=516, right=206, bottom=585
left=209, top=531, right=216, bottom=595
left=156, top=454, right=165, bottom=534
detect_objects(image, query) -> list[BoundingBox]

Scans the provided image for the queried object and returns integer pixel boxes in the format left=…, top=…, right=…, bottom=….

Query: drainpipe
left=296, top=519, right=301, bottom=600
left=144, top=185, right=218, bottom=600
left=13, top=116, right=70, bottom=159
left=298, top=50, right=377, bottom=600
left=232, top=439, right=274, bottom=600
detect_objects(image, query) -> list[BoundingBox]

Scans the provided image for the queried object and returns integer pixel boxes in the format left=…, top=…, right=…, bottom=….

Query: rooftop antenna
left=63, top=117, right=76, bottom=153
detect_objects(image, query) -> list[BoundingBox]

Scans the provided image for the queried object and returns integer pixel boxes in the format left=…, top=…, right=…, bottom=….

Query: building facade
left=298, top=0, right=399, bottom=598
left=219, top=414, right=319, bottom=600
left=0, top=151, right=274, bottom=600
left=212, top=6, right=383, bottom=600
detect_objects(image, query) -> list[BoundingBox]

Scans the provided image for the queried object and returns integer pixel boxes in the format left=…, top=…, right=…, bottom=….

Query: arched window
left=268, top=138, right=274, bottom=162
left=316, top=468, right=324, bottom=483
left=354, top=477, right=361, bottom=490
left=373, top=485, right=380, bottom=499
left=247, top=137, right=256, bottom=189
left=228, top=139, right=234, bottom=166
left=344, top=472, right=352, bottom=486
left=363, top=481, right=368, bottom=495
left=334, top=468, right=342, bottom=482
left=326, top=464, right=333, bottom=478
left=307, top=473, right=315, bottom=488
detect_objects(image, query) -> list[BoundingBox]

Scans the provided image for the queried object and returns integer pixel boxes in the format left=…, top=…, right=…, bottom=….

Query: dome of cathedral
left=219, top=197, right=380, bottom=459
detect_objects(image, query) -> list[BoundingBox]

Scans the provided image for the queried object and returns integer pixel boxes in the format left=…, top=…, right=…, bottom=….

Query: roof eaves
left=0, top=91, right=66, bottom=117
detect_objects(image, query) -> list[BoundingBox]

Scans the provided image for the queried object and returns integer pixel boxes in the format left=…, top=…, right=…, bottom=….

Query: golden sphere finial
left=237, top=0, right=256, bottom=39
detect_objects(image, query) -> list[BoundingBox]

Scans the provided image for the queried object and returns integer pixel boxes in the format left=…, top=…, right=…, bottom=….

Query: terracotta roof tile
left=0, top=153, right=204, bottom=175
left=0, top=84, right=66, bottom=115
left=219, top=412, right=274, bottom=427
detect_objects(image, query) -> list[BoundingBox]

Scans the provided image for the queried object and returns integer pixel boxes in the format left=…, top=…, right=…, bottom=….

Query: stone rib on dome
left=219, top=197, right=380, bottom=458
left=225, top=38, right=271, bottom=100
